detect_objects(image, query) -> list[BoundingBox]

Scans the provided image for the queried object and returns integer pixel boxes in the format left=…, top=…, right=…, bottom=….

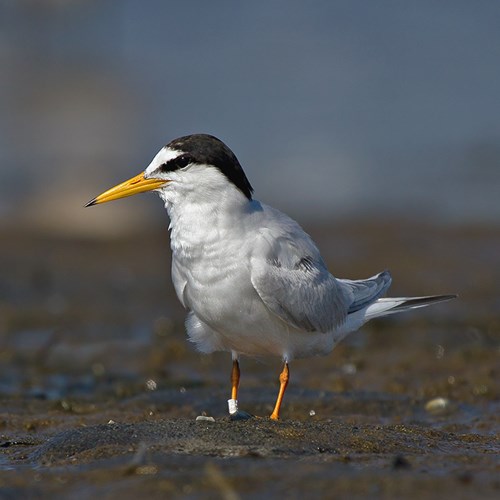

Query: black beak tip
left=85, top=198, right=97, bottom=208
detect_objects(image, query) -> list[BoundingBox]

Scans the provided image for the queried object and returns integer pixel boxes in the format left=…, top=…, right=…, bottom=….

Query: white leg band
left=228, top=398, right=238, bottom=415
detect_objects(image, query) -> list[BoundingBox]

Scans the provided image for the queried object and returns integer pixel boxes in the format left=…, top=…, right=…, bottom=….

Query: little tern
left=86, top=134, right=456, bottom=420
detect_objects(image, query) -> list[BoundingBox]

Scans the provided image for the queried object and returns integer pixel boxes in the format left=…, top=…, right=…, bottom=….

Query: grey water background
left=1, top=0, right=499, bottom=236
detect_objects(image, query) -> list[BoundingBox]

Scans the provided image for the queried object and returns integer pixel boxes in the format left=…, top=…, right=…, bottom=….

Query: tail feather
left=364, top=294, right=457, bottom=320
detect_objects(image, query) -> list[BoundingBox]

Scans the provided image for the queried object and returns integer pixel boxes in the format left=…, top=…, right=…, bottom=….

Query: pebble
left=145, top=379, right=157, bottom=391
left=196, top=415, right=215, bottom=422
left=425, top=397, right=452, bottom=414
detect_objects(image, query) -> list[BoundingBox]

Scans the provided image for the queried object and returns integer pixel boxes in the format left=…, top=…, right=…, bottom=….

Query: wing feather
left=339, top=271, right=392, bottom=313
left=250, top=231, right=349, bottom=333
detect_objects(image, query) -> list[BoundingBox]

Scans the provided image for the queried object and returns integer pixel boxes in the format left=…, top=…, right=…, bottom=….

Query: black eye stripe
left=159, top=154, right=193, bottom=173
left=159, top=135, right=254, bottom=200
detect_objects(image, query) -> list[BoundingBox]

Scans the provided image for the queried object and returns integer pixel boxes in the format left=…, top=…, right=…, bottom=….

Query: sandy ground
left=0, top=221, right=498, bottom=499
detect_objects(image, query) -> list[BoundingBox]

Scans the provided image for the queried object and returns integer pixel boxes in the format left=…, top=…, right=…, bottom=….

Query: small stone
left=435, top=344, right=445, bottom=359
left=309, top=409, right=316, bottom=416
left=425, top=397, right=451, bottom=414
left=60, top=400, right=71, bottom=411
left=145, top=379, right=157, bottom=391
left=196, top=415, right=215, bottom=422
left=341, top=363, right=357, bottom=375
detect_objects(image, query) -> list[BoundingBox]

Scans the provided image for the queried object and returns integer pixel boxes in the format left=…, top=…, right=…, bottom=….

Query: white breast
left=159, top=166, right=337, bottom=359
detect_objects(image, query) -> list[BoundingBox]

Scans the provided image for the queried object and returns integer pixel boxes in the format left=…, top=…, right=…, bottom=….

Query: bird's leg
left=228, top=356, right=252, bottom=420
left=230, top=358, right=240, bottom=401
left=270, top=362, right=289, bottom=420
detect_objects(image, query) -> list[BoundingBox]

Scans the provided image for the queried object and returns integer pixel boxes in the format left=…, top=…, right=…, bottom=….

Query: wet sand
left=0, top=221, right=498, bottom=498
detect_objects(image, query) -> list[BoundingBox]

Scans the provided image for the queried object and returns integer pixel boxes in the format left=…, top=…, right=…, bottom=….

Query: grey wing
left=339, top=270, right=392, bottom=313
left=250, top=232, right=349, bottom=333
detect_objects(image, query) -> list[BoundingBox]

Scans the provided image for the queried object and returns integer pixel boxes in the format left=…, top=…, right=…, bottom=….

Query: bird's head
left=85, top=134, right=253, bottom=208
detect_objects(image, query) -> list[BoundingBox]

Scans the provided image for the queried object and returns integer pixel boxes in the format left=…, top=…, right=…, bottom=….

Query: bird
left=86, top=133, right=456, bottom=420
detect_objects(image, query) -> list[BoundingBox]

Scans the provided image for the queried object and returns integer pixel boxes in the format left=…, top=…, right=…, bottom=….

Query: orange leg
left=270, top=362, right=289, bottom=420
left=228, top=358, right=252, bottom=419
left=230, top=359, right=240, bottom=401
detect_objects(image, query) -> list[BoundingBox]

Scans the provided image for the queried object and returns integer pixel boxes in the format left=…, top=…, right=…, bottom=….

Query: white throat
left=156, top=164, right=251, bottom=253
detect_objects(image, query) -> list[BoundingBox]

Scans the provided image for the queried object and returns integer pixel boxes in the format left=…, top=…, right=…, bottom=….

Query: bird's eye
left=159, top=154, right=193, bottom=173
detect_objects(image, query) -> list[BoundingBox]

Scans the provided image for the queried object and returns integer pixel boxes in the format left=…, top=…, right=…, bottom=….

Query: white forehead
left=144, top=147, right=183, bottom=175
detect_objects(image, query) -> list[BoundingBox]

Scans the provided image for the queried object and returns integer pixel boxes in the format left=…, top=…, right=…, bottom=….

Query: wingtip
left=391, top=294, right=458, bottom=312
left=434, top=293, right=458, bottom=302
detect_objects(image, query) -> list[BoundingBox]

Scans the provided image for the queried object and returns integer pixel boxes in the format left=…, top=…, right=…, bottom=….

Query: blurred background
left=1, top=0, right=499, bottom=236
left=0, top=1, right=498, bottom=415
left=1, top=3, right=499, bottom=493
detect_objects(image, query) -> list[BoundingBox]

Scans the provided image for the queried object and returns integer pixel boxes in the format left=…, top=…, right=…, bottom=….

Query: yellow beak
left=85, top=172, right=168, bottom=207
